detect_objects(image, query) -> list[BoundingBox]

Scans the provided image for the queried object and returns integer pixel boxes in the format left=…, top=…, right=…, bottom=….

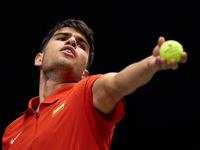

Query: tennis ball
left=159, top=40, right=184, bottom=63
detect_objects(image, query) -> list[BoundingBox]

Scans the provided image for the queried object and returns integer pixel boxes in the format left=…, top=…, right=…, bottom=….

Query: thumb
left=158, top=36, right=165, bottom=47
left=153, top=36, right=166, bottom=56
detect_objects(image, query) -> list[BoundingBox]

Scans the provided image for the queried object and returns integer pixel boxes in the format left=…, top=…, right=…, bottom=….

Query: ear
left=35, top=53, right=43, bottom=67
left=81, top=69, right=89, bottom=79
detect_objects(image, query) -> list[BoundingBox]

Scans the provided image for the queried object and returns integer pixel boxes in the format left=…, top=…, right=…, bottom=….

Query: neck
left=38, top=69, right=78, bottom=105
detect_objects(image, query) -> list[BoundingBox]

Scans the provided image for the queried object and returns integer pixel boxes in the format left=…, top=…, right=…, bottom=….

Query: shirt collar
left=21, top=83, right=76, bottom=114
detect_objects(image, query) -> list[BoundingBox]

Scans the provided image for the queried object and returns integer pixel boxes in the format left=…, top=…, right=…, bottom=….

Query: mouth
left=60, top=45, right=76, bottom=57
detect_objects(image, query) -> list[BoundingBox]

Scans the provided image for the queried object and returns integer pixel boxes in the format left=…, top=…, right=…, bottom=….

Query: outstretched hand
left=92, top=36, right=188, bottom=114
left=148, top=37, right=188, bottom=71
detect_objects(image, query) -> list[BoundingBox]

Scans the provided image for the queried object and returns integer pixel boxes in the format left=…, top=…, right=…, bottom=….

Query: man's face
left=37, top=27, right=90, bottom=81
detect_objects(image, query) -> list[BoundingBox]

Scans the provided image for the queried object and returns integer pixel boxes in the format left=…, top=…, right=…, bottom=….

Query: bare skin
left=92, top=37, right=187, bottom=114
left=35, top=27, right=89, bottom=111
left=35, top=29, right=188, bottom=114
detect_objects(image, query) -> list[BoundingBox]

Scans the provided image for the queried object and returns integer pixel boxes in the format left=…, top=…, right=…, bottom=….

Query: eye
left=57, top=37, right=65, bottom=41
left=77, top=44, right=86, bottom=50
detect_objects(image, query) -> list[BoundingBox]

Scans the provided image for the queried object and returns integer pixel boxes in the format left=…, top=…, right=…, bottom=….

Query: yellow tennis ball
left=159, top=40, right=184, bottom=63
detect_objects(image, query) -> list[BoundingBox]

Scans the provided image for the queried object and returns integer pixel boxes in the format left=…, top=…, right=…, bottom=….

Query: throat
left=32, top=106, right=38, bottom=111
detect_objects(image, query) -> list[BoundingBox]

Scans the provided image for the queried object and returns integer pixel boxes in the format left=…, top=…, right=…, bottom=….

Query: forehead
left=53, top=27, right=87, bottom=41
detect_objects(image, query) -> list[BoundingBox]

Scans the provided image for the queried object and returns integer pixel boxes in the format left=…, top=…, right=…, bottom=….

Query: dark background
left=0, top=1, right=199, bottom=149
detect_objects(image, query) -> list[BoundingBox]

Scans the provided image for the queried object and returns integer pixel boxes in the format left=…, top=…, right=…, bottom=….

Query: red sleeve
left=75, top=74, right=126, bottom=131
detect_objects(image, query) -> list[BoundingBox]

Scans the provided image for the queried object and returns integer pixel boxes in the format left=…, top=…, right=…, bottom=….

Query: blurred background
left=0, top=1, right=199, bottom=149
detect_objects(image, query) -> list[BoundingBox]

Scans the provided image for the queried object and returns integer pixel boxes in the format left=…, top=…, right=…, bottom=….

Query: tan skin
left=35, top=27, right=89, bottom=111
left=35, top=28, right=188, bottom=114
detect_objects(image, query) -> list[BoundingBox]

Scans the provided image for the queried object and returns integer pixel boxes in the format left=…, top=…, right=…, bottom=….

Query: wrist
left=145, top=56, right=160, bottom=74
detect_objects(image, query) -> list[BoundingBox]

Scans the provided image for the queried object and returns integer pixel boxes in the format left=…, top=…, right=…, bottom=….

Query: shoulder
left=78, top=74, right=103, bottom=85
left=3, top=114, right=25, bottom=139
left=74, top=74, right=103, bottom=92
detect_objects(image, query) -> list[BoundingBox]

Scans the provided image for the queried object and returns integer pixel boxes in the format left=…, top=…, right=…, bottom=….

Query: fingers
left=152, top=37, right=187, bottom=71
left=179, top=52, right=188, bottom=63
left=156, top=54, right=187, bottom=71
left=168, top=52, right=188, bottom=70
left=169, top=59, right=179, bottom=70
left=155, top=57, right=179, bottom=70
left=155, top=56, right=169, bottom=70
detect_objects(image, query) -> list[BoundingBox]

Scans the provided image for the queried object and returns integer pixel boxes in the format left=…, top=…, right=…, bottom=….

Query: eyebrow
left=53, top=32, right=89, bottom=47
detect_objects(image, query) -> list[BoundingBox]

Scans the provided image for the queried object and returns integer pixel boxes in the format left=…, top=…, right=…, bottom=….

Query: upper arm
left=92, top=73, right=124, bottom=114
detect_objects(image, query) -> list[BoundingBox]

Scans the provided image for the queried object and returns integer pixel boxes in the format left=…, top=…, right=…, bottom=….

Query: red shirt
left=2, top=74, right=125, bottom=150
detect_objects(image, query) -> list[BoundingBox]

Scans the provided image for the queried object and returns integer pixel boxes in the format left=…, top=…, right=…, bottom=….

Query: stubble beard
left=42, top=57, right=79, bottom=83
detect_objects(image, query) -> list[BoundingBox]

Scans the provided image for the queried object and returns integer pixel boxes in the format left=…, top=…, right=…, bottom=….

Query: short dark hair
left=40, top=19, right=94, bottom=70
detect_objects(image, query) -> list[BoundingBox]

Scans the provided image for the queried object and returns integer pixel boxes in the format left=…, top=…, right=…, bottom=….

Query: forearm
left=92, top=57, right=156, bottom=114
left=113, top=56, right=157, bottom=96
left=92, top=37, right=187, bottom=114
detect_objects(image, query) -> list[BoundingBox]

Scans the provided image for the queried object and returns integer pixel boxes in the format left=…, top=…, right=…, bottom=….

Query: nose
left=65, top=37, right=77, bottom=49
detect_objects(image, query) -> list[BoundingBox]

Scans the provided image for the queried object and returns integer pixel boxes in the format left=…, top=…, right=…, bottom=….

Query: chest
left=6, top=98, right=93, bottom=150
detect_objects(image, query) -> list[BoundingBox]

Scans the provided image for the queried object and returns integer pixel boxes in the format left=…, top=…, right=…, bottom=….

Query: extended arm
left=92, top=37, right=188, bottom=114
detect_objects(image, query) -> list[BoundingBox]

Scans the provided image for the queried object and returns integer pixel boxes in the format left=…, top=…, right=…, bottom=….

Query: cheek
left=45, top=43, right=56, bottom=53
left=42, top=44, right=56, bottom=63
left=43, top=43, right=59, bottom=59
left=79, top=51, right=89, bottom=65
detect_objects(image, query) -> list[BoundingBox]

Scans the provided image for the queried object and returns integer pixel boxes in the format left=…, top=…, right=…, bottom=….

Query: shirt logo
left=52, top=101, right=65, bottom=117
left=10, top=131, right=22, bottom=145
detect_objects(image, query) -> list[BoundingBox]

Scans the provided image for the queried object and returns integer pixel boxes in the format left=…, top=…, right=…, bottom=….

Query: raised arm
left=92, top=37, right=188, bottom=114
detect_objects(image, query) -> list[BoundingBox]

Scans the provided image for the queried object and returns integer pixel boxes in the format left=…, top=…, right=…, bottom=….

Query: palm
left=148, top=37, right=188, bottom=71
